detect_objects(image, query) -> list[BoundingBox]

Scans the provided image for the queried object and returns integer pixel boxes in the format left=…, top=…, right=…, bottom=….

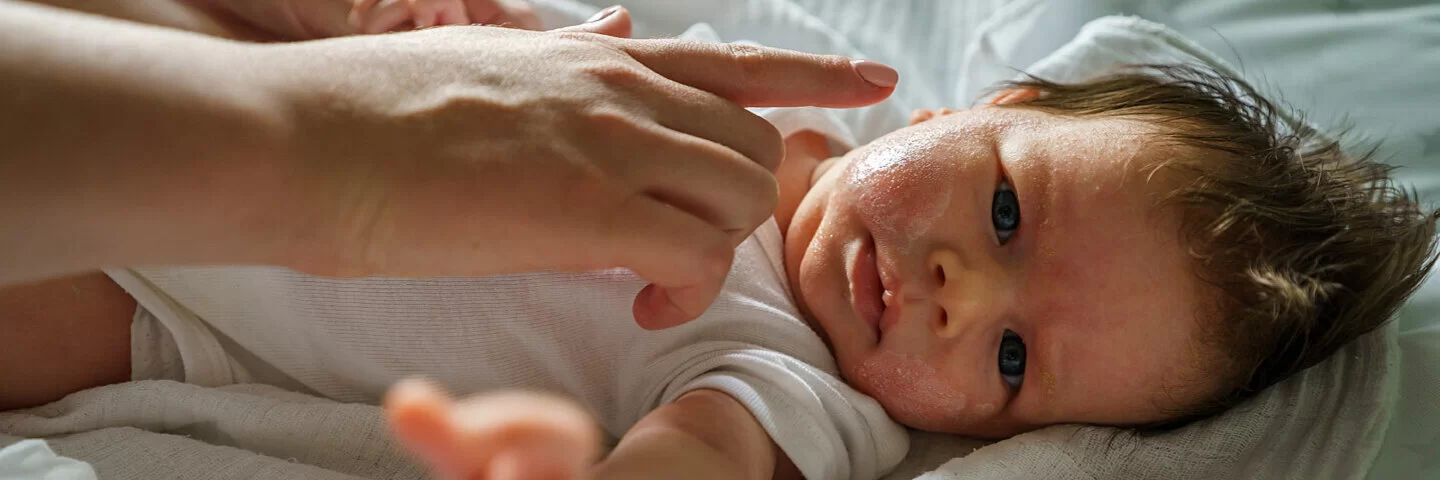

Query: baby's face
left=783, top=106, right=1214, bottom=438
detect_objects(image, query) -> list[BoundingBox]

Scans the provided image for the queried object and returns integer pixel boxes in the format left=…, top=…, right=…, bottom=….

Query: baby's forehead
left=959, top=108, right=1165, bottom=167
left=997, top=114, right=1218, bottom=425
left=994, top=116, right=1178, bottom=208
left=1022, top=114, right=1162, bottom=157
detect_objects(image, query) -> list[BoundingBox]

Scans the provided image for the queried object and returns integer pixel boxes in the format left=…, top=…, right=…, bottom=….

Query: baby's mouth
left=849, top=235, right=886, bottom=339
left=875, top=247, right=905, bottom=333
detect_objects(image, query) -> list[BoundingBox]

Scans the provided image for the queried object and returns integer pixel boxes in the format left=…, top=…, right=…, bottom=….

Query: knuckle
left=815, top=53, right=853, bottom=71
left=578, top=62, right=650, bottom=86
left=550, top=30, right=602, bottom=43
left=723, top=42, right=771, bottom=79
left=577, top=107, right=646, bottom=137
left=548, top=31, right=624, bottom=52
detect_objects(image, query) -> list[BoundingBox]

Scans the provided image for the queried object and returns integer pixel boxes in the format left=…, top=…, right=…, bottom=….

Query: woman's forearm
left=0, top=0, right=295, bottom=284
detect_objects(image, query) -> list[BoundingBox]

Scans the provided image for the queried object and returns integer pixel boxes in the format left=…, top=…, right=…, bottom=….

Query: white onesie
left=107, top=107, right=910, bottom=480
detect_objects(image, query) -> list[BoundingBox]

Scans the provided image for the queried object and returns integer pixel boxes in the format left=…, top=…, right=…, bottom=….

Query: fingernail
left=655, top=287, right=691, bottom=321
left=586, top=5, right=620, bottom=23
left=852, top=60, right=898, bottom=88
left=634, top=285, right=690, bottom=330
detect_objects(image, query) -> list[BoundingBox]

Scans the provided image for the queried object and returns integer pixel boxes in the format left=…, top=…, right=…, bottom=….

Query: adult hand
left=258, top=8, right=898, bottom=329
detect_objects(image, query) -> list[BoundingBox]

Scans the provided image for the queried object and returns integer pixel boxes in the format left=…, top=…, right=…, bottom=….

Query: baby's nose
left=926, top=248, right=1000, bottom=339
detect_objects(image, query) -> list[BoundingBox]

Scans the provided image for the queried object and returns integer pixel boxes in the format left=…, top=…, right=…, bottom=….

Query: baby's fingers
left=452, top=392, right=599, bottom=480
left=352, top=0, right=414, bottom=33
left=464, top=0, right=542, bottom=30
left=385, top=380, right=601, bottom=480
left=408, top=0, right=470, bottom=28
left=386, top=380, right=469, bottom=480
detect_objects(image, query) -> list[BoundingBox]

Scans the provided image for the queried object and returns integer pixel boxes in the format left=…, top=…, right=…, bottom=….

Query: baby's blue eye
left=999, top=329, right=1026, bottom=389
left=992, top=181, right=1020, bottom=244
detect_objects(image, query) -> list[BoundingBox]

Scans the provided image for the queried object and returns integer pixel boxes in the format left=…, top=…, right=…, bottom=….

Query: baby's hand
left=349, top=0, right=541, bottom=34
left=385, top=379, right=601, bottom=480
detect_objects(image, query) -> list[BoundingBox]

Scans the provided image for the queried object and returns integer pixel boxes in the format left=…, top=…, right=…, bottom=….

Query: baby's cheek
left=845, top=142, right=955, bottom=243
left=853, top=350, right=975, bottom=429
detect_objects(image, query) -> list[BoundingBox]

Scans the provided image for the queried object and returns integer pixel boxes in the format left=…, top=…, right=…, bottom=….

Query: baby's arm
left=386, top=381, right=800, bottom=480
left=594, top=389, right=800, bottom=480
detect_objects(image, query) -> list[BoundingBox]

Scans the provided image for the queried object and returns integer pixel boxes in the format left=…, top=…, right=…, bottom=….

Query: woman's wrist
left=119, top=38, right=308, bottom=274
left=0, top=2, right=301, bottom=282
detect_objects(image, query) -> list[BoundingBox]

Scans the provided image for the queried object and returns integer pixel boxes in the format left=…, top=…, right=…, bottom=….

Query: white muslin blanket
left=1, top=382, right=424, bottom=480
left=0, top=440, right=96, bottom=480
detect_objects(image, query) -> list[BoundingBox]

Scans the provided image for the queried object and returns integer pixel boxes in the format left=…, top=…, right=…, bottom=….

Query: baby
left=107, top=71, right=1436, bottom=480
left=9, top=2, right=1435, bottom=480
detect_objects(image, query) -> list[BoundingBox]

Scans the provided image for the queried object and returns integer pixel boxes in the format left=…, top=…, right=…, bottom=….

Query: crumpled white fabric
left=0, top=382, right=426, bottom=480
left=0, top=440, right=97, bottom=480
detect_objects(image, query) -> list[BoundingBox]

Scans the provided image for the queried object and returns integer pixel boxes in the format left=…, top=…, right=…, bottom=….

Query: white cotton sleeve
left=751, top=106, right=861, bottom=154
left=650, top=347, right=908, bottom=480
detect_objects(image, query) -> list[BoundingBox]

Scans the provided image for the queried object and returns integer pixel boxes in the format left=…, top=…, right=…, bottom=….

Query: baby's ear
left=990, top=88, right=1041, bottom=105
left=908, top=108, right=958, bottom=125
left=908, top=109, right=936, bottom=125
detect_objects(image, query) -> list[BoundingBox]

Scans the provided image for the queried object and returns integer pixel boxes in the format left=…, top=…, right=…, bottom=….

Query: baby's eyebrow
left=1014, top=325, right=1064, bottom=423
left=1012, top=141, right=1068, bottom=418
left=1041, top=370, right=1058, bottom=399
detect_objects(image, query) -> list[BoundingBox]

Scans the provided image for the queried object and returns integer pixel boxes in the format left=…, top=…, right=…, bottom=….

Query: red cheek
left=843, top=143, right=956, bottom=243
left=852, top=350, right=974, bottom=429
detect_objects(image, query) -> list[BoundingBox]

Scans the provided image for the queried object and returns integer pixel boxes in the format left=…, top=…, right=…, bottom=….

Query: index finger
left=617, top=39, right=898, bottom=108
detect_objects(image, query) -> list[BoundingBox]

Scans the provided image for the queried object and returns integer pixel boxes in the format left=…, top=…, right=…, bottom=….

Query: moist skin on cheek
left=843, top=135, right=956, bottom=246
left=854, top=350, right=972, bottom=427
